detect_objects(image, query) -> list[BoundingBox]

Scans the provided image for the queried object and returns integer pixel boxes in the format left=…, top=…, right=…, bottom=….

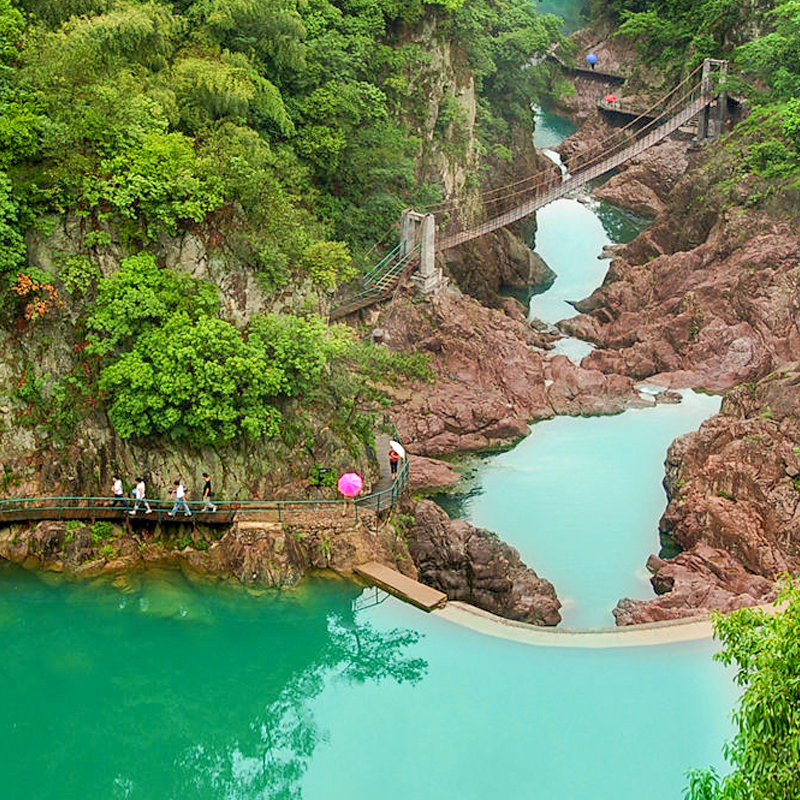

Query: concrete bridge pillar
left=696, top=58, right=728, bottom=142
left=400, top=208, right=416, bottom=256
left=696, top=58, right=712, bottom=142
left=401, top=209, right=442, bottom=295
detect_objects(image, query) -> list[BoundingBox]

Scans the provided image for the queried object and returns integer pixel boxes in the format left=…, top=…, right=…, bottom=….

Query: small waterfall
left=541, top=148, right=571, bottom=180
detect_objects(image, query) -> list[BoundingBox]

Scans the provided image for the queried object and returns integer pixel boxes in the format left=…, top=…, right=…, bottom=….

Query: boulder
left=407, top=500, right=561, bottom=625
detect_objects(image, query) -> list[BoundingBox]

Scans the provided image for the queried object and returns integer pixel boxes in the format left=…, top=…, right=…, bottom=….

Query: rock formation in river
left=377, top=288, right=647, bottom=457
left=613, top=368, right=800, bottom=624
left=406, top=500, right=562, bottom=625
left=562, top=200, right=800, bottom=392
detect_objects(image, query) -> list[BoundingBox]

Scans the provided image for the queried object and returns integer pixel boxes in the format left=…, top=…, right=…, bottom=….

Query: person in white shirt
left=129, top=477, right=152, bottom=515
left=110, top=474, right=128, bottom=510
left=169, top=480, right=191, bottom=517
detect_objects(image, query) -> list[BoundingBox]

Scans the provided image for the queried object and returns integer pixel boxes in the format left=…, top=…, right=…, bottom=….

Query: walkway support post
left=400, top=208, right=416, bottom=257
left=715, top=59, right=728, bottom=138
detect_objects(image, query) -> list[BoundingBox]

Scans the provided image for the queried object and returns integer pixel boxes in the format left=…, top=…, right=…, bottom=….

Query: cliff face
left=614, top=368, right=800, bottom=624
left=0, top=509, right=413, bottom=587
left=563, top=198, right=800, bottom=392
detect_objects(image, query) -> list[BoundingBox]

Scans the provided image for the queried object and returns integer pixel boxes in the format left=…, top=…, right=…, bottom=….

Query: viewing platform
left=354, top=562, right=447, bottom=612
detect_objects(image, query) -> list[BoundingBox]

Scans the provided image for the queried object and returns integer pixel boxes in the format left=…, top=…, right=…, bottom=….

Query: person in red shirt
left=389, top=446, right=400, bottom=480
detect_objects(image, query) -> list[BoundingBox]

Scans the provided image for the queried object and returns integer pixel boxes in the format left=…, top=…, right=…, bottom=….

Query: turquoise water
left=530, top=197, right=646, bottom=327
left=1, top=565, right=733, bottom=799
left=456, top=391, right=721, bottom=627
left=534, top=106, right=578, bottom=150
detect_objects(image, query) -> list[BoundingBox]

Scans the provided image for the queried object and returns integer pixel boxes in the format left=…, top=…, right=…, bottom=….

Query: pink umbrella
left=337, top=472, right=363, bottom=498
left=605, top=94, right=618, bottom=102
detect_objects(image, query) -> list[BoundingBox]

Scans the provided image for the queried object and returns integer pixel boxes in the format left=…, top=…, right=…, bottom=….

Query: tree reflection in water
left=176, top=615, right=427, bottom=800
left=0, top=567, right=427, bottom=800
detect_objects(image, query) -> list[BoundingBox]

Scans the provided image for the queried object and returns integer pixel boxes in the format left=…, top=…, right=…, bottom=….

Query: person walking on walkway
left=169, top=480, right=192, bottom=517
left=129, top=477, right=152, bottom=515
left=110, top=474, right=128, bottom=510
left=389, top=446, right=400, bottom=481
left=201, top=472, right=217, bottom=512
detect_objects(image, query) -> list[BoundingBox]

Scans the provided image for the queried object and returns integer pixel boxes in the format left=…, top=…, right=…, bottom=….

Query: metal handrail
left=330, top=244, right=421, bottom=320
left=0, top=459, right=411, bottom=524
left=362, top=242, right=404, bottom=286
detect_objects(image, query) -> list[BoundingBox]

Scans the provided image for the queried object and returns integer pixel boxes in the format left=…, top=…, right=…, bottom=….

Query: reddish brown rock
left=546, top=354, right=647, bottom=416
left=381, top=289, right=643, bottom=455
left=407, top=500, right=561, bottom=625
left=407, top=455, right=461, bottom=492
left=614, top=543, right=778, bottom=625
left=592, top=139, right=692, bottom=218
left=564, top=205, right=800, bottom=391
left=442, top=226, right=557, bottom=307
left=615, top=367, right=800, bottom=624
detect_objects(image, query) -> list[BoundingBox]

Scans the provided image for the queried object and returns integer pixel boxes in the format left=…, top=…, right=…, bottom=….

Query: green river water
left=1, top=564, right=733, bottom=800
left=0, top=36, right=736, bottom=800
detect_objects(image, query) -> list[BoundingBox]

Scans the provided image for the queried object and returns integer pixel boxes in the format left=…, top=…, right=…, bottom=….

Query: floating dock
left=354, top=562, right=447, bottom=611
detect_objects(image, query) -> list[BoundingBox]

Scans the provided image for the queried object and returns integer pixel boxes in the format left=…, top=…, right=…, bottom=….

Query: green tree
left=300, top=240, right=355, bottom=290
left=684, top=579, right=800, bottom=800
left=97, top=312, right=285, bottom=443
left=87, top=252, right=219, bottom=355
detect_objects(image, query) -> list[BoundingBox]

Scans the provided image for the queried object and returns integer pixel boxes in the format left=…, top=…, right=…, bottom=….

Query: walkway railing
left=0, top=457, right=410, bottom=526
left=330, top=244, right=420, bottom=320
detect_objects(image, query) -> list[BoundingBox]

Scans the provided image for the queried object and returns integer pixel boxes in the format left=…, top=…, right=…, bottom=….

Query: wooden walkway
left=547, top=49, right=626, bottom=83
left=354, top=562, right=447, bottom=611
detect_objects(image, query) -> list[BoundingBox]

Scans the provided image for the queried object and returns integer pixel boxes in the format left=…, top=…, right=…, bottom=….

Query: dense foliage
left=0, top=0, right=556, bottom=448
left=0, top=0, right=558, bottom=291
left=83, top=253, right=430, bottom=448
left=86, top=253, right=348, bottom=445
left=684, top=579, right=800, bottom=800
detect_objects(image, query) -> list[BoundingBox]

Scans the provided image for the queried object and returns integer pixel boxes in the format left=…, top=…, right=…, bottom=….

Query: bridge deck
left=438, top=94, right=709, bottom=252
left=354, top=561, right=447, bottom=611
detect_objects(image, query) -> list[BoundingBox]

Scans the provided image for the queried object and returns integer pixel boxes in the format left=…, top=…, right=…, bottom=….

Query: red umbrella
left=337, top=472, right=363, bottom=498
left=605, top=94, right=618, bottom=102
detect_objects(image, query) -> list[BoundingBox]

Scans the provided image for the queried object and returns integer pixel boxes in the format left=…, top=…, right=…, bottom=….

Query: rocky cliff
left=375, top=288, right=647, bottom=457
left=0, top=509, right=413, bottom=588
left=614, top=368, right=800, bottom=623
left=407, top=500, right=561, bottom=625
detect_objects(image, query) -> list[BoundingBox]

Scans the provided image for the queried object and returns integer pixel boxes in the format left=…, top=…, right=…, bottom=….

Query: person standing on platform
left=389, top=446, right=401, bottom=481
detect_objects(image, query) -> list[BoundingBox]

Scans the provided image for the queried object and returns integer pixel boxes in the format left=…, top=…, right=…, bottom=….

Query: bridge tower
left=400, top=209, right=442, bottom=295
left=696, top=58, right=728, bottom=142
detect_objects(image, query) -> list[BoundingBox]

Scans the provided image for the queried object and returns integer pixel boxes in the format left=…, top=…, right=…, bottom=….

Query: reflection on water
left=593, top=198, right=652, bottom=244
left=0, top=565, right=426, bottom=800
left=0, top=564, right=734, bottom=799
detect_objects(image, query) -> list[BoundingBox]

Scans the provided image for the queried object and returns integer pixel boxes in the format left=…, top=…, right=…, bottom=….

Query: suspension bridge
left=331, top=58, right=728, bottom=320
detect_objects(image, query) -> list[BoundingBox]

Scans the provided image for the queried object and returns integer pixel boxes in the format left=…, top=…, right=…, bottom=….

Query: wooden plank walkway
left=354, top=562, right=447, bottom=612
left=546, top=50, right=626, bottom=82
